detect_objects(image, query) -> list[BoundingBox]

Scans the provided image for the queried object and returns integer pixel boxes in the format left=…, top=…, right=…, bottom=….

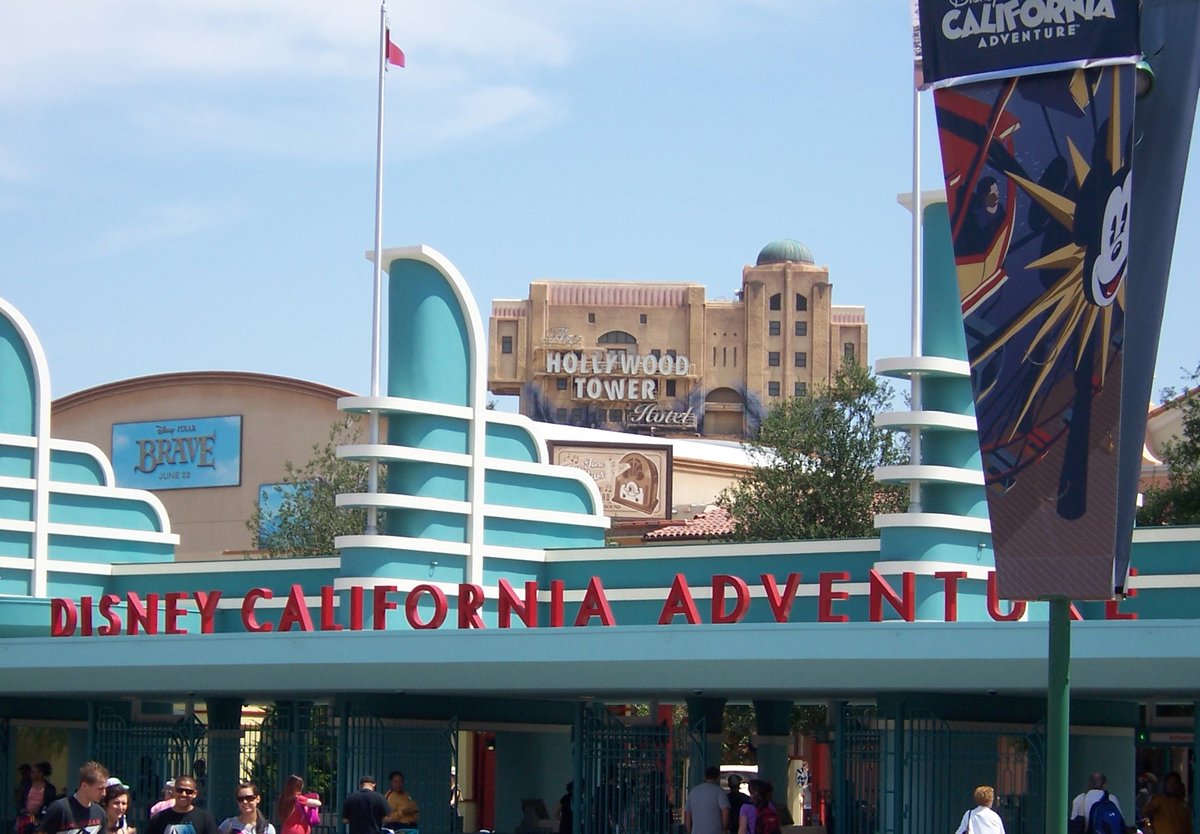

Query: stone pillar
left=686, top=697, right=726, bottom=787
left=204, top=698, right=244, bottom=820
left=752, top=700, right=793, bottom=823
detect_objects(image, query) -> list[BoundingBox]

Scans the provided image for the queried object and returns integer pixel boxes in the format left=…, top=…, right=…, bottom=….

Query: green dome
left=756, top=239, right=814, bottom=266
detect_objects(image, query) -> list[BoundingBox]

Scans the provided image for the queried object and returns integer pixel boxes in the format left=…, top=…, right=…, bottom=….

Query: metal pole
left=909, top=82, right=924, bottom=513
left=366, top=1, right=388, bottom=535
left=1047, top=598, right=1072, bottom=834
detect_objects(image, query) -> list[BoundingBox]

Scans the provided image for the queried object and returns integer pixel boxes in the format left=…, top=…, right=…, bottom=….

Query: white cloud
left=88, top=202, right=243, bottom=258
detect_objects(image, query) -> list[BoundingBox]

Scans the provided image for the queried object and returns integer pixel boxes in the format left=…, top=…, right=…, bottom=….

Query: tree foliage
left=248, top=418, right=373, bottom=557
left=1139, top=364, right=1200, bottom=526
left=717, top=362, right=907, bottom=541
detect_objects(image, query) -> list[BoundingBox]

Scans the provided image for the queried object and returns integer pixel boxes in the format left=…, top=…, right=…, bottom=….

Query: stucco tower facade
left=488, top=240, right=867, bottom=439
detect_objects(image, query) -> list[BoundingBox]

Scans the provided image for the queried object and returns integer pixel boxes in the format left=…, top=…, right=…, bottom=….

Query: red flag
left=386, top=28, right=406, bottom=68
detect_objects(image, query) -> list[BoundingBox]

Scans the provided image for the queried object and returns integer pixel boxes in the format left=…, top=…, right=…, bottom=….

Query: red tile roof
left=643, top=506, right=735, bottom=542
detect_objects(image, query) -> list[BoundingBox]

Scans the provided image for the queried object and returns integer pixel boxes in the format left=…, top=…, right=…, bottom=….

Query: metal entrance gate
left=95, top=708, right=209, bottom=822
left=577, top=704, right=673, bottom=834
left=340, top=707, right=460, bottom=834
left=241, top=702, right=338, bottom=832
left=837, top=705, right=1045, bottom=834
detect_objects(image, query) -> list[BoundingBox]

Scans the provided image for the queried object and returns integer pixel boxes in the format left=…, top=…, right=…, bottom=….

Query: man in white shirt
left=1070, top=773, right=1122, bottom=827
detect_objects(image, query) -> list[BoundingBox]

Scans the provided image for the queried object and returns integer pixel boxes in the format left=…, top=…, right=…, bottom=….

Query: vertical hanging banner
left=918, top=0, right=1141, bottom=600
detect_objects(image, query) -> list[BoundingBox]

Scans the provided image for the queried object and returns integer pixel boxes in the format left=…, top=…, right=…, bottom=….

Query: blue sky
left=2, top=1, right=1198, bottom=405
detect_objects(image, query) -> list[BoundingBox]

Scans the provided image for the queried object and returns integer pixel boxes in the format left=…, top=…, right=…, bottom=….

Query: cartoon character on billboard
left=934, top=64, right=1134, bottom=524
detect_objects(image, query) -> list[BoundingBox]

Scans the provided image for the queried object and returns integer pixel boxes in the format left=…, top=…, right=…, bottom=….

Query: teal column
left=685, top=697, right=726, bottom=787
left=1193, top=701, right=1200, bottom=834
left=831, top=702, right=847, bottom=834
left=891, top=700, right=905, bottom=834
left=337, top=700, right=351, bottom=834
left=88, top=700, right=98, bottom=760
left=205, top=698, right=244, bottom=820
left=752, top=701, right=793, bottom=823
left=1047, top=600, right=1071, bottom=834
left=573, top=704, right=584, bottom=834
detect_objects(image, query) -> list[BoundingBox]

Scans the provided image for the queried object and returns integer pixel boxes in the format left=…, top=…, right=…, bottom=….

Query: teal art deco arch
left=336, top=246, right=608, bottom=594
left=0, top=297, right=177, bottom=600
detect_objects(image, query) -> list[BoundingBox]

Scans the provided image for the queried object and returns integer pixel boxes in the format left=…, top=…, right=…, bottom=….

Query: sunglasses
left=237, top=796, right=258, bottom=802
left=175, top=788, right=197, bottom=796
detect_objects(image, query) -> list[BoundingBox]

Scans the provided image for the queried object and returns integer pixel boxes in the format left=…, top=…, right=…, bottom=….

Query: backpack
left=754, top=803, right=780, bottom=834
left=1087, top=791, right=1125, bottom=834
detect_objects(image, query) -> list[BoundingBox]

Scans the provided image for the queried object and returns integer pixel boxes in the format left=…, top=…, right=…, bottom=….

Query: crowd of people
left=13, top=763, right=421, bottom=834
left=681, top=767, right=780, bottom=834
left=951, top=770, right=1195, bottom=834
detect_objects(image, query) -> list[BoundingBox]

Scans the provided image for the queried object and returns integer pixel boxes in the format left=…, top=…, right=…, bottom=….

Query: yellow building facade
left=488, top=240, right=868, bottom=438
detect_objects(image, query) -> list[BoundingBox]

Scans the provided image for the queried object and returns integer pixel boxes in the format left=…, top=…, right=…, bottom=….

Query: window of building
left=598, top=330, right=636, bottom=345
left=733, top=346, right=737, bottom=367
left=795, top=321, right=807, bottom=337
left=587, top=313, right=596, bottom=323
left=795, top=382, right=807, bottom=397
left=640, top=314, right=647, bottom=324
left=570, top=408, right=583, bottom=425
left=795, top=352, right=807, bottom=368
left=768, top=381, right=780, bottom=397
left=768, top=320, right=781, bottom=336
left=666, top=380, right=677, bottom=397
left=651, top=349, right=662, bottom=359
left=796, top=294, right=807, bottom=312
left=609, top=409, right=623, bottom=422
left=712, top=347, right=718, bottom=366
left=844, top=342, right=856, bottom=361
left=769, top=293, right=782, bottom=311
left=556, top=378, right=568, bottom=391
left=768, top=351, right=780, bottom=367
left=556, top=408, right=568, bottom=422
left=501, top=335, right=513, bottom=354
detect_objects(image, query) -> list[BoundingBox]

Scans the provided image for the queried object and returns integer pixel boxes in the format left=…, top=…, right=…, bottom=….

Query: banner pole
left=366, top=0, right=387, bottom=535
left=1047, top=598, right=1071, bottom=834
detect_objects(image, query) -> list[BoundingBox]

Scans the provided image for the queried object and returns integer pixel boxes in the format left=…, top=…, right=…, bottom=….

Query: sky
left=2, top=1, right=1199, bottom=407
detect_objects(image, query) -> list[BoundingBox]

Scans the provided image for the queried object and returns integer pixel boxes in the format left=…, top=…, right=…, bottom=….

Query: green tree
left=1139, top=364, right=1200, bottom=525
left=248, top=419, right=374, bottom=557
left=718, top=361, right=907, bottom=541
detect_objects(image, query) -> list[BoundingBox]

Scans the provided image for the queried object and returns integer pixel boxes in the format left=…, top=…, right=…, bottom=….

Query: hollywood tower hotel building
left=487, top=240, right=868, bottom=438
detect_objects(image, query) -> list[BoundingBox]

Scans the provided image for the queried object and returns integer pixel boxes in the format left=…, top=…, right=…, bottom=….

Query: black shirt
left=39, top=796, right=105, bottom=834
left=341, top=789, right=389, bottom=834
left=146, top=807, right=220, bottom=834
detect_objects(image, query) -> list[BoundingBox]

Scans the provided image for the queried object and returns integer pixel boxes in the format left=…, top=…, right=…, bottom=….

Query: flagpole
left=366, top=0, right=387, bottom=535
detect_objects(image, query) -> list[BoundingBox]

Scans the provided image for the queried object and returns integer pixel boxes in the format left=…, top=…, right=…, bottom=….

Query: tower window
left=768, top=352, right=781, bottom=367
left=768, top=320, right=781, bottom=336
left=795, top=294, right=807, bottom=312
left=501, top=335, right=513, bottom=354
left=768, top=382, right=780, bottom=397
left=795, top=352, right=807, bottom=368
left=769, top=293, right=782, bottom=311
left=795, top=321, right=807, bottom=337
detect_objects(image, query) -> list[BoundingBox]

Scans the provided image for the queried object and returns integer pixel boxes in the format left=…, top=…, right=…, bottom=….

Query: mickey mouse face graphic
left=1087, top=169, right=1131, bottom=307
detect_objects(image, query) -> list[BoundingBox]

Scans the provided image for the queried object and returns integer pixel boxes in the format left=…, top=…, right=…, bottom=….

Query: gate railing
left=578, top=704, right=673, bottom=834
left=836, top=704, right=1045, bottom=834
left=90, top=703, right=459, bottom=834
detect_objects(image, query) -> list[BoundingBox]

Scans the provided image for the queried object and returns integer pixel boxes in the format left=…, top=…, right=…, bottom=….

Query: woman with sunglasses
left=219, top=784, right=274, bottom=834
